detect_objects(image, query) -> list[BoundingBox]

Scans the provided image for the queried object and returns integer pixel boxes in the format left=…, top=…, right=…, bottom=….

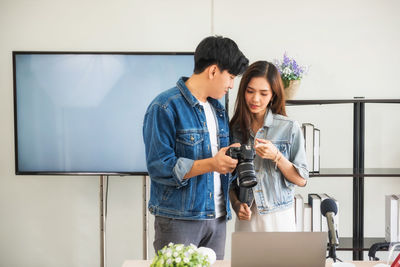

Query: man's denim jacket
left=143, top=77, right=233, bottom=220
left=231, top=109, right=309, bottom=214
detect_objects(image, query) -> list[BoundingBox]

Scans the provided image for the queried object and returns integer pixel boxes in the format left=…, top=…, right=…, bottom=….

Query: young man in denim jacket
left=143, top=36, right=248, bottom=259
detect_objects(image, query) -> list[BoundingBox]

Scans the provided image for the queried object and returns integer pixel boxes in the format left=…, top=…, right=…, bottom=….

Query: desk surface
left=122, top=260, right=385, bottom=267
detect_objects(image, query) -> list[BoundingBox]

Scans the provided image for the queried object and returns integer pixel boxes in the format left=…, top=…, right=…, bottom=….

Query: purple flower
left=274, top=52, right=307, bottom=83
left=283, top=52, right=291, bottom=66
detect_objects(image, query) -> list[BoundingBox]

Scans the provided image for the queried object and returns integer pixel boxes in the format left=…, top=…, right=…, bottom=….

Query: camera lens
left=236, top=161, right=257, bottom=188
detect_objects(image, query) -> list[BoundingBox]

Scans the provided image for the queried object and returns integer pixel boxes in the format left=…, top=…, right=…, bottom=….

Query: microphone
left=321, top=198, right=339, bottom=247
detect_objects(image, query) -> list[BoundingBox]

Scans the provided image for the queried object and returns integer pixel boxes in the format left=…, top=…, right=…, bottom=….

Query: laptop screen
left=231, top=232, right=327, bottom=267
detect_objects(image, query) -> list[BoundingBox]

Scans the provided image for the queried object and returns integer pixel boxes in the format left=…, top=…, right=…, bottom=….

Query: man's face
left=209, top=68, right=235, bottom=100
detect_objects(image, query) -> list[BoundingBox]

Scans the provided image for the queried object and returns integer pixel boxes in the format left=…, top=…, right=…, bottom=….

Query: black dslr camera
left=226, top=144, right=257, bottom=188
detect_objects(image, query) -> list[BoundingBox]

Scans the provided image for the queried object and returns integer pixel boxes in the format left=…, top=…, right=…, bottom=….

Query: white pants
left=235, top=203, right=296, bottom=232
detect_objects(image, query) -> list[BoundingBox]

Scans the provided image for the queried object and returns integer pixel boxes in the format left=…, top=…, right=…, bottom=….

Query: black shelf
left=337, top=237, right=386, bottom=251
left=337, top=238, right=355, bottom=251
left=287, top=99, right=400, bottom=105
left=360, top=168, right=400, bottom=177
left=287, top=98, right=400, bottom=260
left=310, top=168, right=400, bottom=177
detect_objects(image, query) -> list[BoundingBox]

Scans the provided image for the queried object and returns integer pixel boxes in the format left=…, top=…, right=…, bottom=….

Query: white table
left=122, top=259, right=385, bottom=267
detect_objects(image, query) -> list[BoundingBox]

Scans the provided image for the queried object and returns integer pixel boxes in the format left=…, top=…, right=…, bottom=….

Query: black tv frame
left=13, top=51, right=229, bottom=176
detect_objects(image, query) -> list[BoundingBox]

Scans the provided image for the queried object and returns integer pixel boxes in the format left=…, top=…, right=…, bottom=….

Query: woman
left=229, top=60, right=308, bottom=232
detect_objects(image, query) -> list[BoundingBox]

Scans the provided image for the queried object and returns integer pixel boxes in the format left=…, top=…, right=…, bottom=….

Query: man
left=143, top=36, right=249, bottom=259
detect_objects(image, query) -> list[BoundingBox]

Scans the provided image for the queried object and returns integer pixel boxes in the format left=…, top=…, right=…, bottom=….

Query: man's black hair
left=193, top=36, right=249, bottom=76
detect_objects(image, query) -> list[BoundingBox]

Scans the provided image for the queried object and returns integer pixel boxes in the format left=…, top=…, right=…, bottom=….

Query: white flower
left=168, top=242, right=174, bottom=247
left=151, top=243, right=213, bottom=267
left=198, top=247, right=216, bottom=264
left=283, top=67, right=292, bottom=75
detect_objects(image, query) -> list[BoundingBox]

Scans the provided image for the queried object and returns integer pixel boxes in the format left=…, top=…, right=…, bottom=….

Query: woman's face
left=244, top=76, right=273, bottom=117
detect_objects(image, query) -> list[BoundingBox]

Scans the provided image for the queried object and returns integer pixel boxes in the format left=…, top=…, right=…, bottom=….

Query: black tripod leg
left=327, top=245, right=342, bottom=262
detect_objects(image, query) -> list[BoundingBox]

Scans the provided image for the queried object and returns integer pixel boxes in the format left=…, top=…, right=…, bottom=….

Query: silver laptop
left=231, top=232, right=328, bottom=267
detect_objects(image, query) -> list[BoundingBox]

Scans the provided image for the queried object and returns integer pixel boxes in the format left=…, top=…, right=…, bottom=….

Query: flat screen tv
left=13, top=52, right=227, bottom=175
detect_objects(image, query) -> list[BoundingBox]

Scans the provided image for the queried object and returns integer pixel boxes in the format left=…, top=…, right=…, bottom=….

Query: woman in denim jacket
left=229, top=61, right=308, bottom=232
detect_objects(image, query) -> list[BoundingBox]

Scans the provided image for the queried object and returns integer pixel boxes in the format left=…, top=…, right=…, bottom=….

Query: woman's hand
left=254, top=138, right=279, bottom=160
left=255, top=139, right=307, bottom=187
left=233, top=201, right=252, bottom=221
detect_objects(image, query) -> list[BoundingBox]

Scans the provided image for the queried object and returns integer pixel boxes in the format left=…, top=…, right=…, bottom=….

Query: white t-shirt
left=199, top=100, right=226, bottom=218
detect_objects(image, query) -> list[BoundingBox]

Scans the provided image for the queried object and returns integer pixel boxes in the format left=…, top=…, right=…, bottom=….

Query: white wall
left=1, top=0, right=400, bottom=266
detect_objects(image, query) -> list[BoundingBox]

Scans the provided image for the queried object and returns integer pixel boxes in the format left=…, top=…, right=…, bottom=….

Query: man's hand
left=213, top=143, right=241, bottom=174
left=183, top=143, right=242, bottom=179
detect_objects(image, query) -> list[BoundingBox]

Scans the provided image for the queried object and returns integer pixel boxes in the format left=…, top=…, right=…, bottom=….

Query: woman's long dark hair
left=230, top=60, right=286, bottom=143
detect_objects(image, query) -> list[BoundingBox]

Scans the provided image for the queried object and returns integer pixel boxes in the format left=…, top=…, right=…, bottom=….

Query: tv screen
left=13, top=52, right=227, bottom=175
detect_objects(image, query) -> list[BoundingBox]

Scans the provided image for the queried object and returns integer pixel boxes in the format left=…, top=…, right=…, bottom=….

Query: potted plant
left=150, top=243, right=216, bottom=267
left=274, top=52, right=308, bottom=100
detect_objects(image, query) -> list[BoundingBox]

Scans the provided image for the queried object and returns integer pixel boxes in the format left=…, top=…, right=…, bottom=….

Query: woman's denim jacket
left=231, top=109, right=309, bottom=214
left=143, top=77, right=233, bottom=220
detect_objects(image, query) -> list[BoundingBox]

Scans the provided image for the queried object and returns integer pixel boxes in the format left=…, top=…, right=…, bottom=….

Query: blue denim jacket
left=143, top=77, right=232, bottom=220
left=231, top=109, right=308, bottom=214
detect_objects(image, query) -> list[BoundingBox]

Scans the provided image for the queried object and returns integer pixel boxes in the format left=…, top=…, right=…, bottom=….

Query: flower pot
left=284, top=80, right=300, bottom=100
